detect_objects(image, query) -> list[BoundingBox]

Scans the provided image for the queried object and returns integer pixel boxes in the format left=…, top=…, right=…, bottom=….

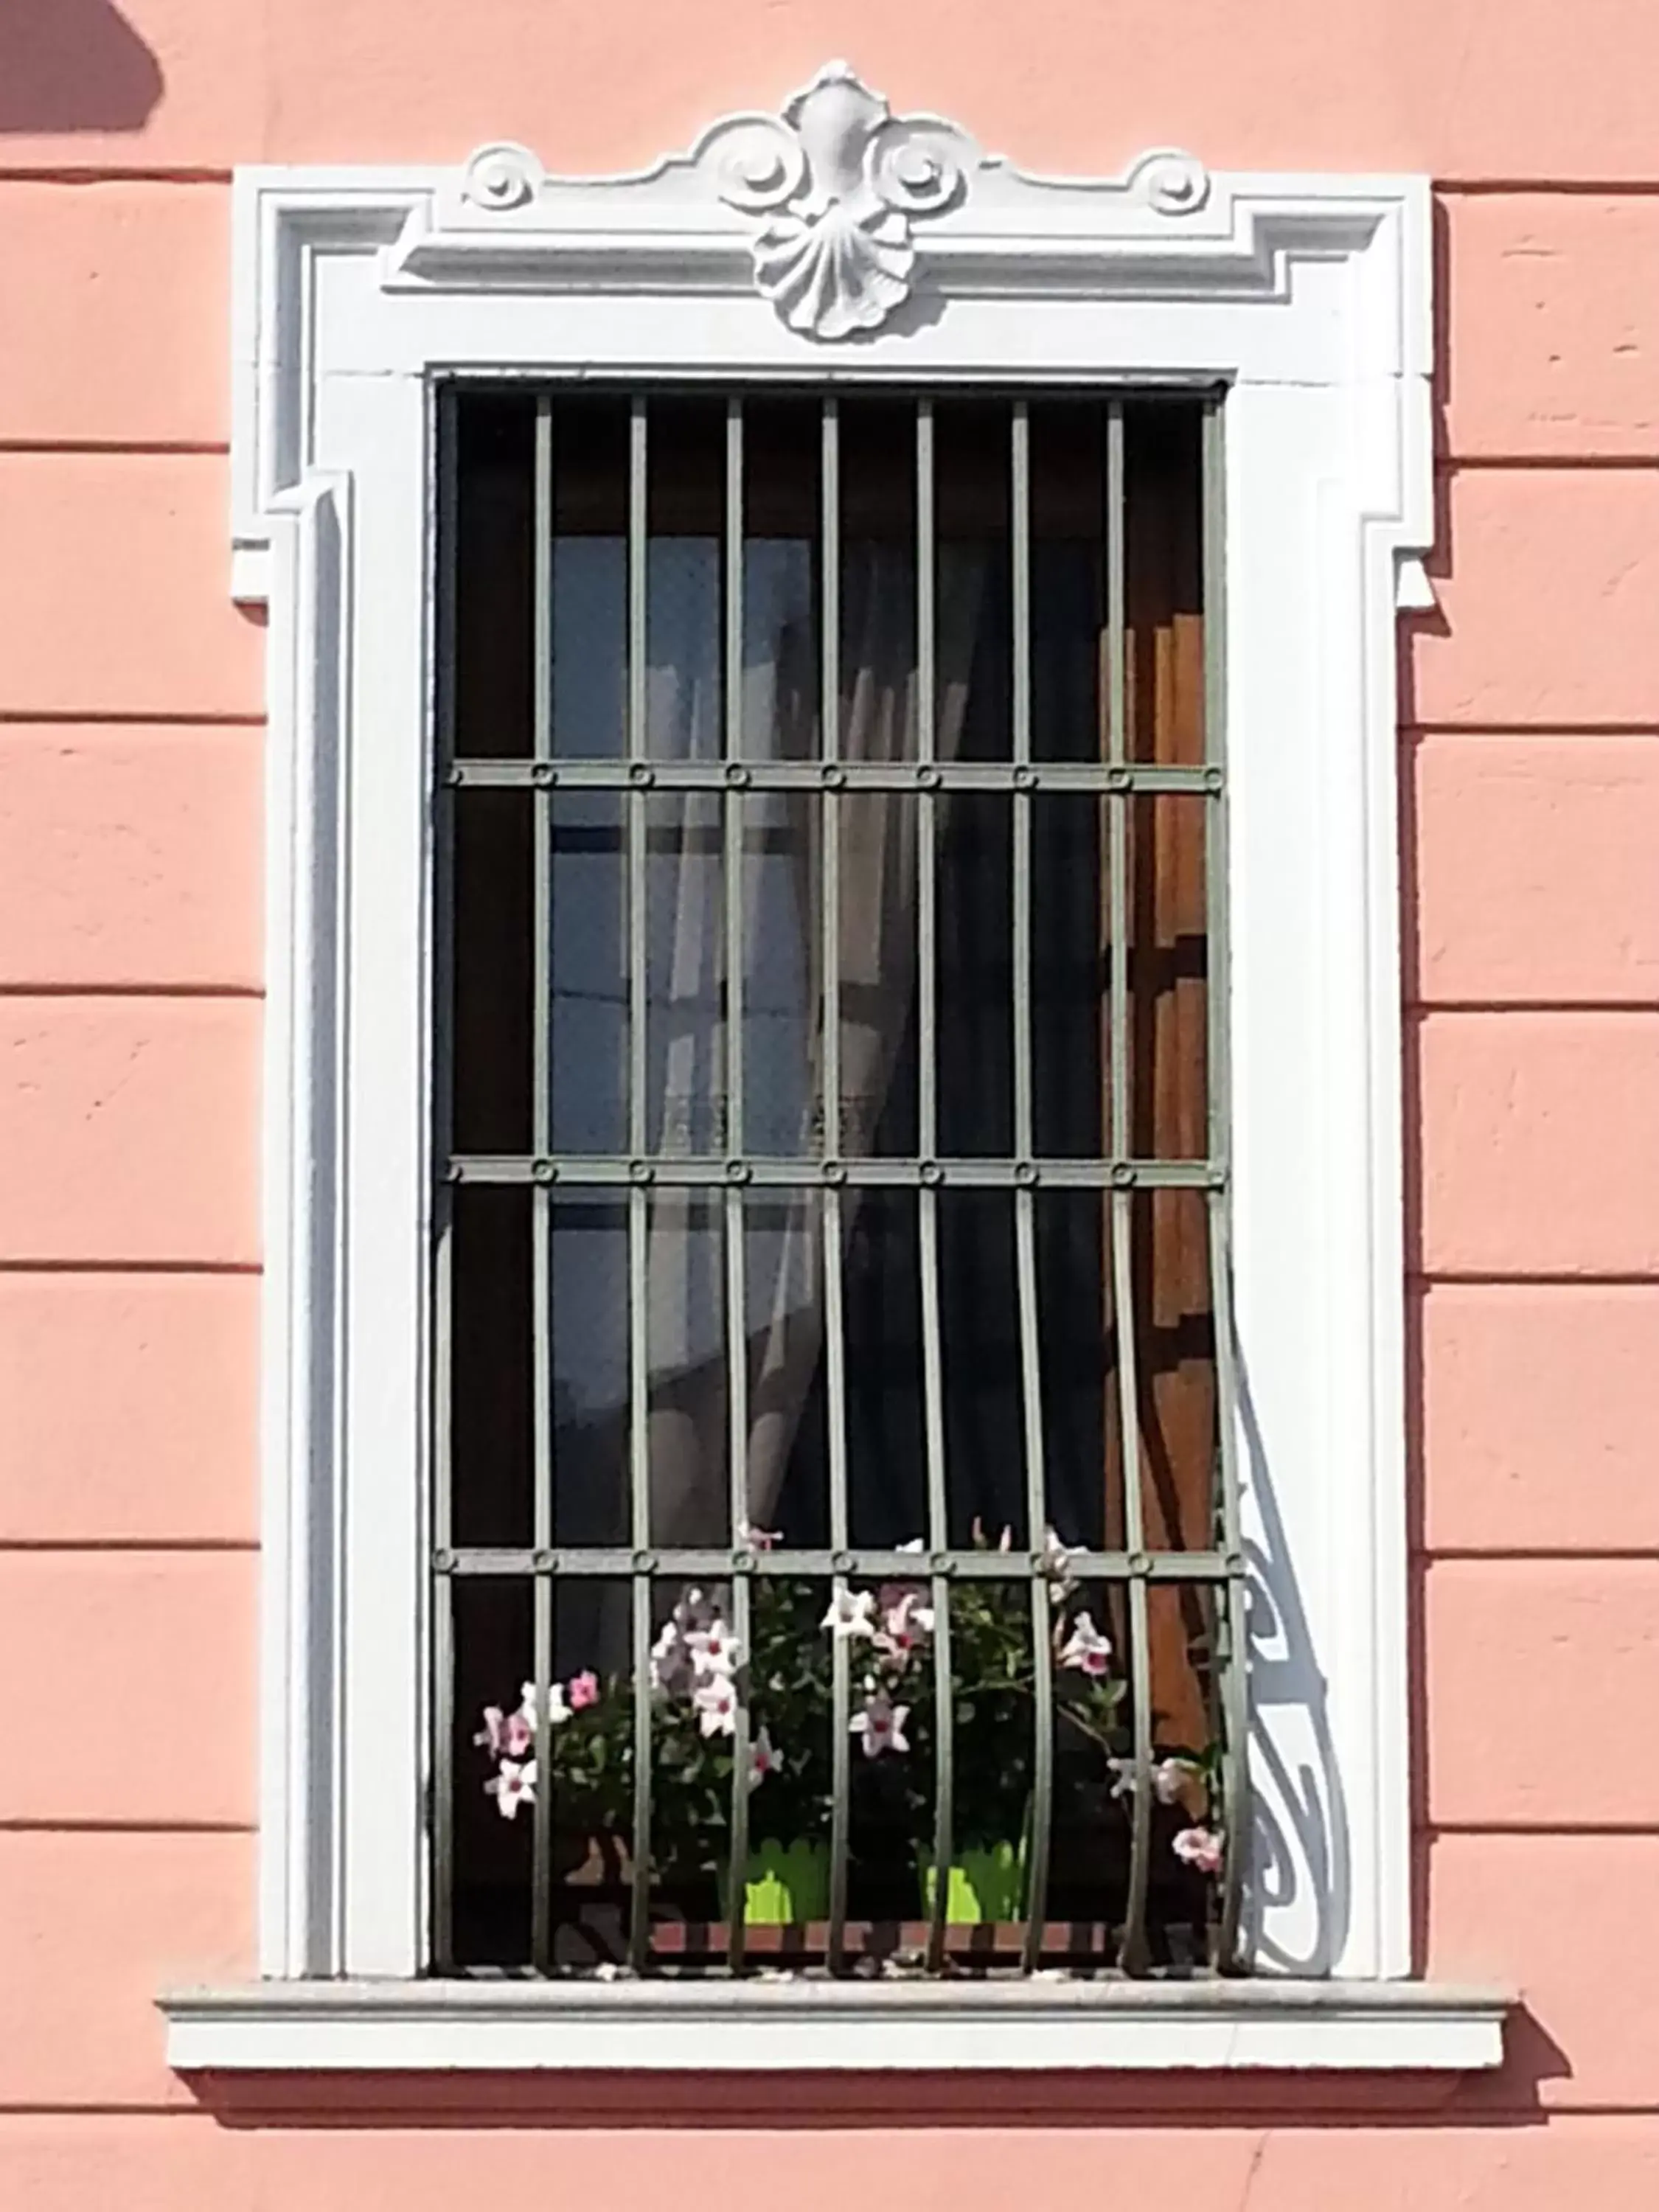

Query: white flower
left=672, top=1587, right=715, bottom=1634
left=737, top=1520, right=782, bottom=1551
left=686, top=1617, right=745, bottom=1678
left=1057, top=1611, right=1113, bottom=1678
left=484, top=1758, right=537, bottom=1819
left=748, top=1725, right=781, bottom=1789
left=692, top=1673, right=739, bottom=1738
left=650, top=1619, right=690, bottom=1697
left=1112, top=1754, right=1201, bottom=1804
left=1040, top=1526, right=1083, bottom=1601
left=821, top=1587, right=878, bottom=1639
left=851, top=1691, right=910, bottom=1758
left=518, top=1680, right=569, bottom=1729
left=1153, top=1756, right=1200, bottom=1806
left=897, top=1537, right=926, bottom=1554
left=875, top=1587, right=934, bottom=1663
left=1173, top=1826, right=1225, bottom=1876
left=474, top=1704, right=532, bottom=1759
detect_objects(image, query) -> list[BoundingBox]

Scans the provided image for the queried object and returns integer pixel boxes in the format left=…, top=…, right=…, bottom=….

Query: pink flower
left=693, top=1673, right=739, bottom=1739
left=851, top=1691, right=910, bottom=1758
left=1173, top=1826, right=1225, bottom=1876
left=484, top=1758, right=537, bottom=1819
left=473, top=1705, right=510, bottom=1756
left=748, top=1725, right=781, bottom=1789
left=737, top=1520, right=782, bottom=1551
left=567, top=1670, right=600, bottom=1712
left=1057, top=1610, right=1113, bottom=1678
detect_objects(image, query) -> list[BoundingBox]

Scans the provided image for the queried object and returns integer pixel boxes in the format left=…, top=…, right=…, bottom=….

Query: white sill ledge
left=161, top=1978, right=1509, bottom=2074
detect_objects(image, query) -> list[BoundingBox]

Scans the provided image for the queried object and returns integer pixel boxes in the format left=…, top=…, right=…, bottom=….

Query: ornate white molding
left=230, top=77, right=1432, bottom=1999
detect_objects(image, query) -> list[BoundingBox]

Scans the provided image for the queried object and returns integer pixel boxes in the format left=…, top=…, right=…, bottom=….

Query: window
left=436, top=386, right=1244, bottom=1977
left=160, top=69, right=1511, bottom=2070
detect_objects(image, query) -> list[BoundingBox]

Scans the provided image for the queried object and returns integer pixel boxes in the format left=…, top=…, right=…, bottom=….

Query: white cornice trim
left=161, top=1979, right=1509, bottom=2074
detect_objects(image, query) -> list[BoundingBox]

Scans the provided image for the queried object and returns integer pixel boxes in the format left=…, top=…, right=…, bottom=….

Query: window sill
left=160, top=1978, right=1509, bottom=2074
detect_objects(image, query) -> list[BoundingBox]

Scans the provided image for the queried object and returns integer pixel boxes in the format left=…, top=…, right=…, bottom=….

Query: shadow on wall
left=0, top=0, right=162, bottom=133
left=1235, top=1365, right=1352, bottom=1979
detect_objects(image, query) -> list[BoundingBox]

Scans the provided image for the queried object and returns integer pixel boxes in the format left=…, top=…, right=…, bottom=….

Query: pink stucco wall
left=3, top=2, right=1659, bottom=2201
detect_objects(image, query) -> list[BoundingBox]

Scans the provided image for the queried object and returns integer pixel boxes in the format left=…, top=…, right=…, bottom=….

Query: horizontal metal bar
left=434, top=1545, right=1242, bottom=1581
left=445, top=757, right=1220, bottom=797
left=446, top=1155, right=1224, bottom=1190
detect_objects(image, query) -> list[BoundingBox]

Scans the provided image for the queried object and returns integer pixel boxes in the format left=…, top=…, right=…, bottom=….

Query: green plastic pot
left=918, top=1840, right=1027, bottom=1923
left=717, top=1837, right=832, bottom=1925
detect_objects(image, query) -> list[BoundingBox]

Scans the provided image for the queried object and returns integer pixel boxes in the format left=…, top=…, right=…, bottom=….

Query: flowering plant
left=473, top=1522, right=1225, bottom=1896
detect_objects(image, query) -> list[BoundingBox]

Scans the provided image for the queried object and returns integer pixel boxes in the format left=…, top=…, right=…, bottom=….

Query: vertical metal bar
left=1009, top=402, right=1052, bottom=1969
left=912, top=398, right=956, bottom=1968
left=821, top=398, right=842, bottom=1147
left=1106, top=397, right=1155, bottom=1973
left=818, top=398, right=854, bottom=1973
left=529, top=394, right=556, bottom=1974
left=722, top=398, right=752, bottom=1971
left=431, top=383, right=459, bottom=1974
left=626, top=393, right=653, bottom=1972
left=1201, top=392, right=1248, bottom=1968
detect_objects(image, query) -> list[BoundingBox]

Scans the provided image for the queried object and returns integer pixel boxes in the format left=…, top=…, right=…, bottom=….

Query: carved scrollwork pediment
left=445, top=60, right=1213, bottom=341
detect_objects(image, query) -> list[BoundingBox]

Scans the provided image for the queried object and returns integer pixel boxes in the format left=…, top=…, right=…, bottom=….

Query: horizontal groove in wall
left=0, top=711, right=265, bottom=729
left=1405, top=1000, right=1659, bottom=1016
left=0, top=167, right=233, bottom=186
left=1408, top=1269, right=1659, bottom=1287
left=0, top=1818, right=255, bottom=1834
left=1413, top=1547, right=1659, bottom=1563
left=4, top=168, right=1659, bottom=193
left=1421, top=1821, right=1659, bottom=1837
left=1439, top=455, right=1659, bottom=473
left=0, top=1259, right=261, bottom=1278
left=0, top=1539, right=258, bottom=1554
left=0, top=441, right=229, bottom=459
left=1403, top=721, right=1659, bottom=739
left=1440, top=176, right=1659, bottom=195
left=0, top=984, right=265, bottom=1002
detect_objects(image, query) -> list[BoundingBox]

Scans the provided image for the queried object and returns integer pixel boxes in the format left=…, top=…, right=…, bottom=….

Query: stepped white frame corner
left=222, top=61, right=1464, bottom=2059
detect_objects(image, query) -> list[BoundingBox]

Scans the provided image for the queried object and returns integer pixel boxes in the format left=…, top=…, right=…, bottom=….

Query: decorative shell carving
left=449, top=69, right=1214, bottom=344
left=716, top=60, right=967, bottom=341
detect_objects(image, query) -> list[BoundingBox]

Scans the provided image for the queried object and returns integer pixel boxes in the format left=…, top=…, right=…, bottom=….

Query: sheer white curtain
left=641, top=533, right=985, bottom=1546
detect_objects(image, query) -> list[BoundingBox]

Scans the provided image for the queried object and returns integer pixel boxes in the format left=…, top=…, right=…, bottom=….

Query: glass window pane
left=936, top=790, right=1012, bottom=1155
left=549, top=790, right=627, bottom=1155
left=453, top=392, right=535, bottom=759
left=450, top=1185, right=532, bottom=1549
left=838, top=397, right=916, bottom=764
left=645, top=1189, right=728, bottom=1546
left=645, top=790, right=725, bottom=1155
left=552, top=1194, right=630, bottom=1548
left=1031, top=399, right=1105, bottom=764
left=552, top=394, right=629, bottom=759
left=741, top=788, right=819, bottom=1159
left=1127, top=794, right=1210, bottom=1160
left=1126, top=400, right=1206, bottom=767
left=453, top=788, right=532, bottom=1158
left=647, top=395, right=726, bottom=761
left=843, top=1186, right=925, bottom=1548
left=742, top=397, right=820, bottom=762
left=935, top=397, right=1012, bottom=765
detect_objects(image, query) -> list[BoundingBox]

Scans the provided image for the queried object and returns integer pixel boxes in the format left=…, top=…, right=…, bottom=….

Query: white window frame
left=162, top=63, right=1507, bottom=2072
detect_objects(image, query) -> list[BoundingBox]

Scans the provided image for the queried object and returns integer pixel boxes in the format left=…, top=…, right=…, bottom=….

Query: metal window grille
left=431, top=383, right=1246, bottom=1980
